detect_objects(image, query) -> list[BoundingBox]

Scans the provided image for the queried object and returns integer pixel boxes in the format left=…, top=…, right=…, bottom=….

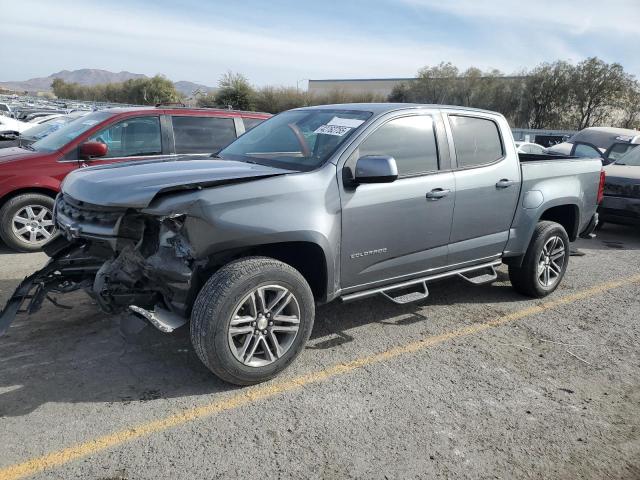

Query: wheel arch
left=504, top=202, right=580, bottom=268
left=193, top=239, right=333, bottom=305
left=0, top=186, right=59, bottom=210
left=538, top=203, right=580, bottom=241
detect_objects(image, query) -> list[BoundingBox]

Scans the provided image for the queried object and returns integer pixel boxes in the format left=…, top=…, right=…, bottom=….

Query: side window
left=607, top=143, right=636, bottom=161
left=449, top=115, right=503, bottom=168
left=243, top=117, right=265, bottom=132
left=88, top=116, right=161, bottom=158
left=572, top=142, right=603, bottom=159
left=172, top=116, right=236, bottom=154
left=358, top=115, right=439, bottom=176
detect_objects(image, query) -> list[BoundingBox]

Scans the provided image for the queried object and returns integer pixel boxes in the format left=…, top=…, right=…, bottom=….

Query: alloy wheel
left=537, top=236, right=566, bottom=287
left=228, top=285, right=301, bottom=367
left=11, top=205, right=55, bottom=245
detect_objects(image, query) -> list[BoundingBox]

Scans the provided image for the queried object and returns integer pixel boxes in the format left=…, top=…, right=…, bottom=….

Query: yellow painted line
left=2, top=273, right=640, bottom=480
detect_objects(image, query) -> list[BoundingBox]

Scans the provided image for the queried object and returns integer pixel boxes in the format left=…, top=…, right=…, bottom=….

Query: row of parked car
left=0, top=105, right=270, bottom=251
left=0, top=102, right=639, bottom=253
left=0, top=94, right=139, bottom=139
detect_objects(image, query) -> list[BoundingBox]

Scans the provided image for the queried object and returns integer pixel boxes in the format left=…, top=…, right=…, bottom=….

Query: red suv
left=0, top=107, right=270, bottom=251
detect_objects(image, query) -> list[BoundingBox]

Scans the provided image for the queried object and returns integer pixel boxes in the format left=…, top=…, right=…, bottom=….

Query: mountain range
left=0, top=69, right=216, bottom=97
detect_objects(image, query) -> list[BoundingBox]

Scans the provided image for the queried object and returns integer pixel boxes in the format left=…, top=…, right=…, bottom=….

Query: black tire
left=0, top=193, right=56, bottom=252
left=190, top=256, right=315, bottom=385
left=509, top=221, right=570, bottom=298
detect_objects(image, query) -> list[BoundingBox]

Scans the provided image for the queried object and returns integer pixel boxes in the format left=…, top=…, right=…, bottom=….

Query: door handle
left=496, top=179, right=518, bottom=188
left=426, top=188, right=451, bottom=200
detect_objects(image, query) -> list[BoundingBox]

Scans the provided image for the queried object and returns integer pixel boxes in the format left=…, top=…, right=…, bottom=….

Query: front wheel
left=509, top=221, right=570, bottom=298
left=190, top=257, right=315, bottom=385
left=0, top=193, right=56, bottom=252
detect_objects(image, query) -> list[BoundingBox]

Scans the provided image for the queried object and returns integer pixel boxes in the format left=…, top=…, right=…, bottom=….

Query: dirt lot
left=0, top=224, right=639, bottom=479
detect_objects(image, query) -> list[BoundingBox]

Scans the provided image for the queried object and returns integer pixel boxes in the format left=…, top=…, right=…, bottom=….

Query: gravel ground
left=0, top=224, right=639, bottom=479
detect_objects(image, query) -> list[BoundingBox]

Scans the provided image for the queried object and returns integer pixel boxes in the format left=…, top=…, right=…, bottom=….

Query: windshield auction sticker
left=314, top=125, right=352, bottom=136
left=327, top=117, right=365, bottom=128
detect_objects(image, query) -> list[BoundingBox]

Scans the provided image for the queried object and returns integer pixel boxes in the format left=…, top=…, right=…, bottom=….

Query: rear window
left=449, top=115, right=503, bottom=168
left=172, top=116, right=237, bottom=154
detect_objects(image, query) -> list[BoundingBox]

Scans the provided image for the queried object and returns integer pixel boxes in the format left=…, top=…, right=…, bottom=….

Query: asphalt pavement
left=0, top=224, right=639, bottom=479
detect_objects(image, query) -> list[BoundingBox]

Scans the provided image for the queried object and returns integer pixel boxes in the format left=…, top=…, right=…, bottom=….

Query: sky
left=1, top=0, right=638, bottom=87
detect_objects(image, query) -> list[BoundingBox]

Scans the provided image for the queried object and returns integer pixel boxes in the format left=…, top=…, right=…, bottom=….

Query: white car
left=27, top=113, right=65, bottom=124
left=514, top=141, right=547, bottom=154
left=0, top=102, right=13, bottom=117
left=0, top=116, right=31, bottom=138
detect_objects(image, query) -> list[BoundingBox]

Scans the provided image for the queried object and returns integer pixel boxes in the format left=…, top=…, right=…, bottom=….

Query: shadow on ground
left=0, top=272, right=525, bottom=418
left=0, top=224, right=637, bottom=417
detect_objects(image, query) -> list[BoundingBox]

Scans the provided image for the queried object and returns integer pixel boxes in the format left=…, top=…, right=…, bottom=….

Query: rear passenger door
left=171, top=116, right=238, bottom=155
left=445, top=113, right=521, bottom=265
left=340, top=113, right=455, bottom=289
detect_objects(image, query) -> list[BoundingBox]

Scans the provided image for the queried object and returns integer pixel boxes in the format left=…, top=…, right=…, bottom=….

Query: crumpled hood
left=62, top=156, right=291, bottom=208
left=0, top=147, right=41, bottom=164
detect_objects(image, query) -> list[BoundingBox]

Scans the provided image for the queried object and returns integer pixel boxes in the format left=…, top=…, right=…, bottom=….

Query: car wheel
left=508, top=221, right=570, bottom=298
left=190, top=257, right=315, bottom=385
left=0, top=193, right=56, bottom=252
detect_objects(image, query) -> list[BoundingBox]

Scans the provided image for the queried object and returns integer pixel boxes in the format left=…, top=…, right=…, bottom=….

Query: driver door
left=340, top=113, right=455, bottom=290
left=83, top=115, right=164, bottom=166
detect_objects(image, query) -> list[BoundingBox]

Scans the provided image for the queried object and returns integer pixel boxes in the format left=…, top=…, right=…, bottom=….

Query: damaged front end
left=0, top=194, right=199, bottom=336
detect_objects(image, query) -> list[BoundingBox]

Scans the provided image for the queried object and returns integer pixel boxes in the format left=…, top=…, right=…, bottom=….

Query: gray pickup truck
left=0, top=104, right=604, bottom=385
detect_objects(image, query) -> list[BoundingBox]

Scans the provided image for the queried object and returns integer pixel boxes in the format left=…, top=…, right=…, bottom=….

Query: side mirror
left=79, top=141, right=108, bottom=160
left=354, top=155, right=398, bottom=184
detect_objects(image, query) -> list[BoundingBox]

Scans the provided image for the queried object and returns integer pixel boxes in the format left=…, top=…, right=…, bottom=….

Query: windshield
left=615, top=145, right=640, bottom=166
left=220, top=109, right=372, bottom=171
left=21, top=115, right=79, bottom=141
left=31, top=111, right=112, bottom=152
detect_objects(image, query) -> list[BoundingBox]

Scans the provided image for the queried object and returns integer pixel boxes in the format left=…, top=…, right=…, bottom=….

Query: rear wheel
left=0, top=193, right=56, bottom=252
left=190, top=257, right=315, bottom=385
left=509, top=221, right=570, bottom=298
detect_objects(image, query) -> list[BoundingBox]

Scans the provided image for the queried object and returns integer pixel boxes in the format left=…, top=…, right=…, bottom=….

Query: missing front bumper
left=0, top=243, right=102, bottom=336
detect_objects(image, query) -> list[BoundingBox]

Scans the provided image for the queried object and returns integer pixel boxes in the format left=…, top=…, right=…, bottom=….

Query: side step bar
left=341, top=260, right=502, bottom=303
left=457, top=265, right=498, bottom=285
left=382, top=282, right=429, bottom=305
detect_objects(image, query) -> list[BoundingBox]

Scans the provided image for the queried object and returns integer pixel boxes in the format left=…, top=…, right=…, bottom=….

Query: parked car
left=0, top=116, right=31, bottom=138
left=0, top=106, right=270, bottom=251
left=0, top=102, right=14, bottom=118
left=0, top=104, right=604, bottom=385
left=514, top=141, right=547, bottom=154
left=27, top=113, right=65, bottom=124
left=547, top=127, right=640, bottom=164
left=599, top=146, right=640, bottom=227
left=15, top=111, right=89, bottom=149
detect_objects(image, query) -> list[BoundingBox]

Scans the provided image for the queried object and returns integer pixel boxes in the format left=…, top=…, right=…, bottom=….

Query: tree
left=568, top=57, right=631, bottom=130
left=523, top=61, right=573, bottom=129
left=388, top=82, right=411, bottom=102
left=50, top=76, right=181, bottom=104
left=618, top=80, right=640, bottom=129
left=214, top=72, right=255, bottom=110
left=414, top=62, right=461, bottom=104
